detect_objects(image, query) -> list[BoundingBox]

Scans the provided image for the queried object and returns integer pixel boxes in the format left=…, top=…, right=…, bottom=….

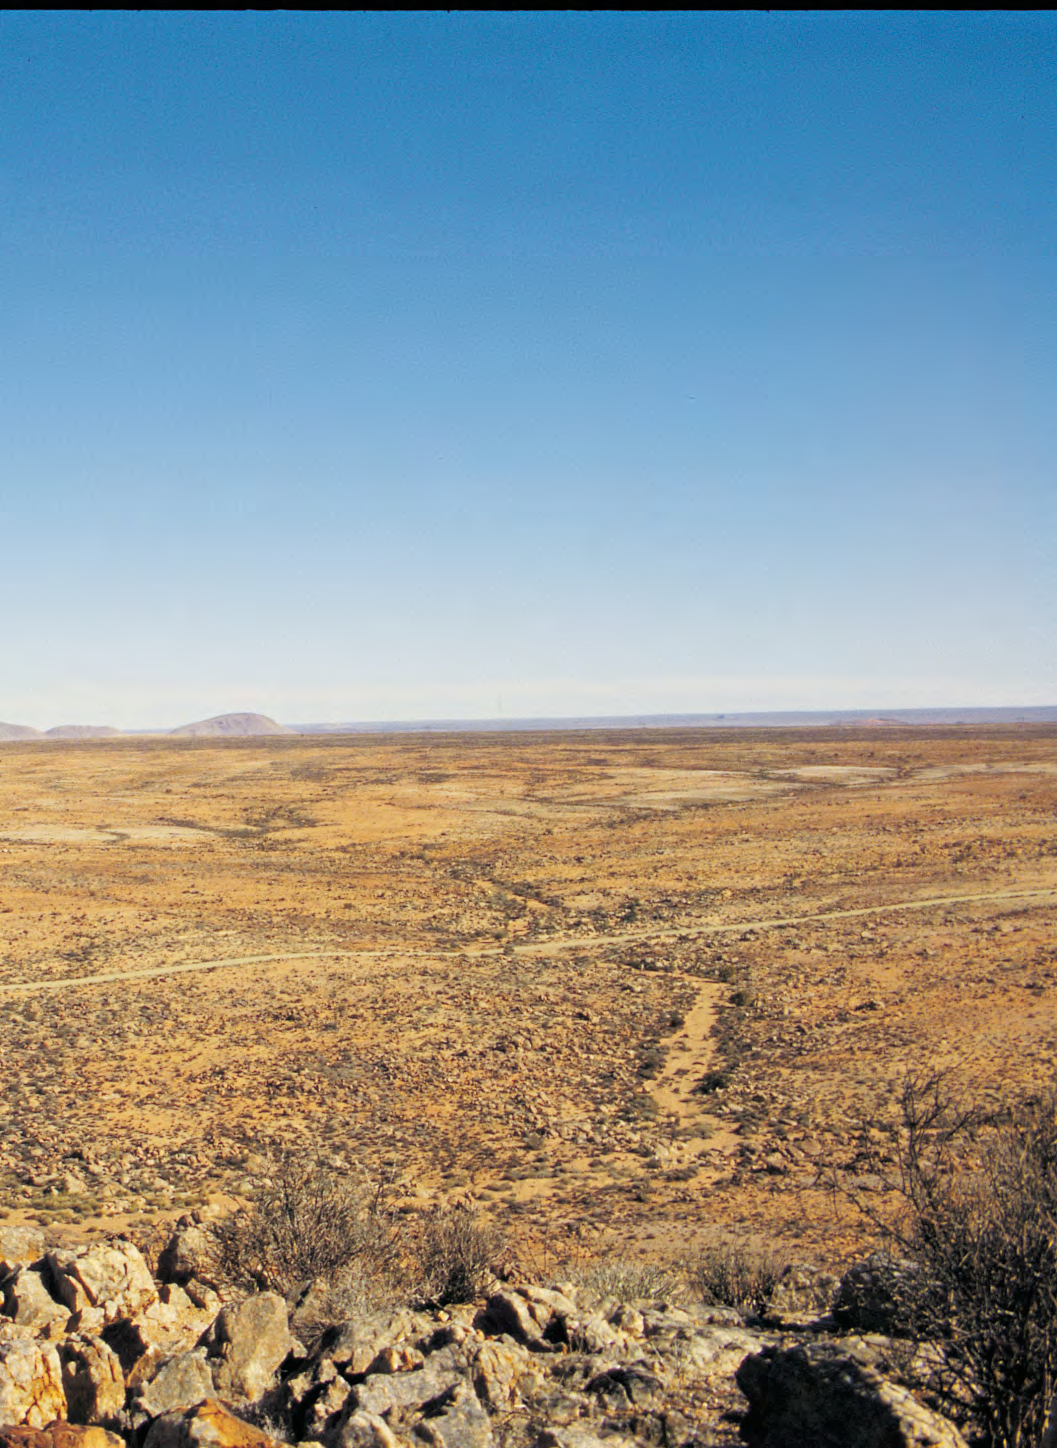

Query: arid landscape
left=0, top=723, right=1053, bottom=1279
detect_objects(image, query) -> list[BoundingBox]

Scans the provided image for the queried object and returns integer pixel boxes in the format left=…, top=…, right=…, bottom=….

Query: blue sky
left=2, top=12, right=1053, bottom=727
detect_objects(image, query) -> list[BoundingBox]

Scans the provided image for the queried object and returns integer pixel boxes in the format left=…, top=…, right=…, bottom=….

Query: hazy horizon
left=3, top=13, right=1052, bottom=728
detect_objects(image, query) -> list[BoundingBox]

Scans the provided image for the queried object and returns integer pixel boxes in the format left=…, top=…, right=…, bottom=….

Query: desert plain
left=0, top=723, right=1053, bottom=1273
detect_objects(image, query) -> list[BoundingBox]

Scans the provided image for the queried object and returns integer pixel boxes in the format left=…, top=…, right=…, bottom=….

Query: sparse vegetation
left=212, top=1152, right=401, bottom=1302
left=414, top=1206, right=507, bottom=1305
left=687, top=1241, right=789, bottom=1314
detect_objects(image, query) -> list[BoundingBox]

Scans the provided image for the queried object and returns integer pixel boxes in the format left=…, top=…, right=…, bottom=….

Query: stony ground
left=0, top=725, right=1053, bottom=1272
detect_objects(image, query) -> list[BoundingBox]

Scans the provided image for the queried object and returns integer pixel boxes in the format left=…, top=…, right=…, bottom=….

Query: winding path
left=0, top=885, right=1052, bottom=997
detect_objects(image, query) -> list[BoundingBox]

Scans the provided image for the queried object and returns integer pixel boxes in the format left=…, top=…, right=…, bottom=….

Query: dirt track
left=2, top=886, right=1052, bottom=996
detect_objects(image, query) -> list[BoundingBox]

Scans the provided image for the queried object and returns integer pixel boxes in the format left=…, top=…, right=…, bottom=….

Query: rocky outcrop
left=58, top=1339, right=125, bottom=1429
left=0, top=1234, right=974, bottom=1447
left=3, top=1275, right=69, bottom=1337
left=0, top=1234, right=45, bottom=1280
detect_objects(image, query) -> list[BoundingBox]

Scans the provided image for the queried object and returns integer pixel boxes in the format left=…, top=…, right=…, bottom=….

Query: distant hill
left=44, top=725, right=123, bottom=740
left=0, top=722, right=42, bottom=741
left=170, top=712, right=296, bottom=738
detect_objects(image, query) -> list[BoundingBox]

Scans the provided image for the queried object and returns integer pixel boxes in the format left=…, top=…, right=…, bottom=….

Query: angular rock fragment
left=46, top=1243, right=157, bottom=1323
left=0, top=1426, right=124, bottom=1448
left=201, top=1294, right=292, bottom=1402
left=3, top=1271, right=70, bottom=1335
left=131, top=1351, right=215, bottom=1424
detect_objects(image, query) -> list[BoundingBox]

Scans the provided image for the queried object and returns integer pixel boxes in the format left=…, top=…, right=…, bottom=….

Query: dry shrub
left=687, top=1240, right=788, bottom=1314
left=213, top=1152, right=402, bottom=1303
left=571, top=1257, right=686, bottom=1306
left=415, top=1206, right=506, bottom=1305
left=866, top=1076, right=1057, bottom=1448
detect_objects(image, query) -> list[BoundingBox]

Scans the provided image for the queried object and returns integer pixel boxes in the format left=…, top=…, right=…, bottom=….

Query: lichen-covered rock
left=131, top=1351, right=215, bottom=1424
left=736, top=1341, right=968, bottom=1447
left=46, top=1243, right=157, bottom=1324
left=315, top=1311, right=424, bottom=1376
left=0, top=1338, right=67, bottom=1428
left=834, top=1254, right=919, bottom=1337
left=58, top=1337, right=125, bottom=1428
left=413, top=1380, right=492, bottom=1448
left=201, top=1293, right=291, bottom=1402
left=353, top=1346, right=466, bottom=1417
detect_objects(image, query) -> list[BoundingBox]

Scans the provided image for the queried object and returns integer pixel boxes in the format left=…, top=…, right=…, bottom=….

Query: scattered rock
left=763, top=1262, right=841, bottom=1327
left=0, top=1427, right=125, bottom=1448
left=834, top=1254, right=919, bottom=1336
left=130, top=1351, right=215, bottom=1424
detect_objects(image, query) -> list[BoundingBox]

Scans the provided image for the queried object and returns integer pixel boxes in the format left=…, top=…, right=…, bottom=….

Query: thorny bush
left=854, top=1075, right=1057, bottom=1448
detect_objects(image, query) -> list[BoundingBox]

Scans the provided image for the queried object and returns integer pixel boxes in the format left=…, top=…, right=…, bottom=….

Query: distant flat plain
left=0, top=723, right=1053, bottom=1268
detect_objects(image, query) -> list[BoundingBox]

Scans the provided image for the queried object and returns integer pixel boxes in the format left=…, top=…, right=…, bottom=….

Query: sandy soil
left=0, top=723, right=1053, bottom=1272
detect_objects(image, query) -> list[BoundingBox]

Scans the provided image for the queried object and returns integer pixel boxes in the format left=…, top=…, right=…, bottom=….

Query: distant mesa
left=44, top=725, right=123, bottom=740
left=170, top=712, right=296, bottom=738
left=0, top=722, right=42, bottom=741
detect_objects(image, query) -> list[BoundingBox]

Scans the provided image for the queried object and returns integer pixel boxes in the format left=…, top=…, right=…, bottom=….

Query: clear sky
left=2, top=12, right=1053, bottom=728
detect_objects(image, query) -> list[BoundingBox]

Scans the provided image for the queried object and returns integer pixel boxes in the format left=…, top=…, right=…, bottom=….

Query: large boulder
left=46, top=1243, right=157, bottom=1324
left=58, top=1337, right=125, bottom=1429
left=315, top=1311, right=425, bottom=1376
left=143, top=1400, right=283, bottom=1448
left=2, top=1271, right=70, bottom=1336
left=736, top=1341, right=968, bottom=1447
left=201, top=1294, right=291, bottom=1402
left=0, top=1338, right=67, bottom=1428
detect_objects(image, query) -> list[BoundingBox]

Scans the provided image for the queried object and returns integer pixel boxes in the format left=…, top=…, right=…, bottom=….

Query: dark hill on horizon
left=170, top=712, right=295, bottom=738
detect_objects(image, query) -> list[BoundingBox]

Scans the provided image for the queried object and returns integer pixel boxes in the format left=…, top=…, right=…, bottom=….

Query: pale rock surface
left=131, top=1352, right=215, bottom=1424
left=0, top=1338, right=67, bottom=1428
left=0, top=1228, right=46, bottom=1277
left=0, top=1426, right=125, bottom=1448
left=3, top=1271, right=70, bottom=1335
left=202, top=1294, right=291, bottom=1402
